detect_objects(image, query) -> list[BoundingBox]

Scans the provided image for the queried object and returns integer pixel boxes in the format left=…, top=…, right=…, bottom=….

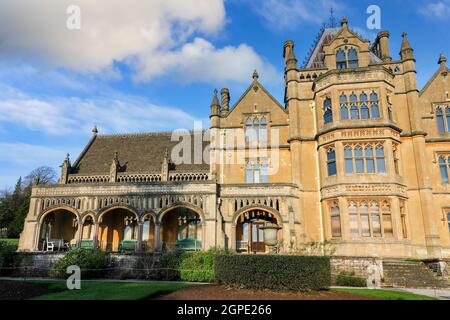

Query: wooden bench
left=119, top=240, right=137, bottom=253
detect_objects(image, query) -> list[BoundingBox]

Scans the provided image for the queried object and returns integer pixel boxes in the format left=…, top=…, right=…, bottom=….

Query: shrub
left=0, top=240, right=16, bottom=276
left=215, top=255, right=331, bottom=291
left=335, top=271, right=366, bottom=287
left=51, top=249, right=108, bottom=279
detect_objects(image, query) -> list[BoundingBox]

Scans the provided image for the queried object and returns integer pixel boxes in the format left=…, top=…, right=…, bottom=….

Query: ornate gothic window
left=330, top=201, right=342, bottom=238
left=323, top=98, right=333, bottom=124
left=347, top=199, right=393, bottom=238
left=347, top=48, right=359, bottom=69
left=336, top=48, right=359, bottom=69
left=246, top=116, right=268, bottom=144
left=340, top=94, right=349, bottom=120
left=336, top=49, right=347, bottom=69
left=439, top=155, right=450, bottom=184
left=436, top=106, right=450, bottom=134
left=350, top=93, right=359, bottom=119
left=360, top=92, right=369, bottom=119
left=327, top=148, right=337, bottom=176
left=260, top=117, right=267, bottom=143
left=370, top=91, right=380, bottom=118
left=344, top=144, right=386, bottom=175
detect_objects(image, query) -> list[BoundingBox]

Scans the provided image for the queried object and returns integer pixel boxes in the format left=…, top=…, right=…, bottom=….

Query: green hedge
left=335, top=271, right=366, bottom=287
left=214, top=255, right=331, bottom=291
left=51, top=249, right=108, bottom=279
left=157, top=249, right=231, bottom=282
left=0, top=240, right=16, bottom=276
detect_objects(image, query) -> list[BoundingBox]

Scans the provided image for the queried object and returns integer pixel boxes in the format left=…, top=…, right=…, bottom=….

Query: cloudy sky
left=0, top=0, right=449, bottom=189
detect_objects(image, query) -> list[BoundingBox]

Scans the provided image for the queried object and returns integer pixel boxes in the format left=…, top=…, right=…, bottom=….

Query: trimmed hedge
left=51, top=249, right=108, bottom=279
left=335, top=271, right=366, bottom=287
left=0, top=240, right=16, bottom=276
left=214, top=255, right=331, bottom=291
left=157, top=249, right=231, bottom=282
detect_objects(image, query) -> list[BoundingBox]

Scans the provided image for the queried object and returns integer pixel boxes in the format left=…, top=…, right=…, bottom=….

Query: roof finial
left=92, top=125, right=98, bottom=135
left=438, top=53, right=447, bottom=66
left=341, top=16, right=348, bottom=27
left=66, top=153, right=70, bottom=162
left=329, top=7, right=337, bottom=28
left=253, top=69, right=259, bottom=80
left=211, top=89, right=220, bottom=107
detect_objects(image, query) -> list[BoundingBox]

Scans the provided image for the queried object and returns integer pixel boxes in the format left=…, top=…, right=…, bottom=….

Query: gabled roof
left=304, top=26, right=381, bottom=69
left=420, top=63, right=450, bottom=96
left=226, top=74, right=287, bottom=117
left=71, top=131, right=210, bottom=175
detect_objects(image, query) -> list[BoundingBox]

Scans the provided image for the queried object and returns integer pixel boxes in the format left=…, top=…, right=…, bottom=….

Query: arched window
left=365, top=145, right=375, bottom=173
left=436, top=107, right=446, bottom=133
left=253, top=118, right=260, bottom=142
left=350, top=93, right=359, bottom=119
left=340, top=94, right=349, bottom=120
left=330, top=202, right=341, bottom=238
left=344, top=146, right=354, bottom=174
left=323, top=98, right=333, bottom=124
left=327, top=148, right=337, bottom=176
left=260, top=117, right=267, bottom=143
left=370, top=91, right=380, bottom=118
left=354, top=146, right=364, bottom=173
left=446, top=107, right=450, bottom=133
left=439, top=156, right=449, bottom=184
left=336, top=49, right=347, bottom=69
left=360, top=92, right=369, bottom=119
left=245, top=118, right=252, bottom=142
left=347, top=48, right=359, bottom=68
left=376, top=145, right=386, bottom=173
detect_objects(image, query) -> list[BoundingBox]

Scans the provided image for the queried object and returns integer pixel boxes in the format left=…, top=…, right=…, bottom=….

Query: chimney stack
left=377, top=30, right=392, bottom=62
left=221, top=88, right=230, bottom=111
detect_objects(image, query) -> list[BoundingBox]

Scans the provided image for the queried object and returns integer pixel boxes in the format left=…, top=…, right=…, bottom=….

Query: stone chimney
left=376, top=30, right=392, bottom=62
left=221, top=88, right=230, bottom=111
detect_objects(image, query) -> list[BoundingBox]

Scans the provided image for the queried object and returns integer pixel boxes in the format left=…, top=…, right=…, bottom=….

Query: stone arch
left=232, top=205, right=284, bottom=227
left=81, top=211, right=97, bottom=224
left=157, top=202, right=205, bottom=224
left=36, top=206, right=81, bottom=251
left=140, top=211, right=157, bottom=224
left=97, top=205, right=140, bottom=223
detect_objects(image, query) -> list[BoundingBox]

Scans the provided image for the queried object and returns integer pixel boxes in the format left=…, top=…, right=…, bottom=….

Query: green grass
left=334, top=288, right=435, bottom=300
left=30, top=280, right=189, bottom=300
left=0, top=238, right=19, bottom=247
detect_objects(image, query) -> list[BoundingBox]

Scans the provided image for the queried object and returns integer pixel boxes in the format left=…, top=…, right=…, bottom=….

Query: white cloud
left=419, top=0, right=450, bottom=19
left=244, top=0, right=342, bottom=31
left=134, top=37, right=280, bottom=84
left=0, top=85, right=207, bottom=136
left=0, top=0, right=279, bottom=84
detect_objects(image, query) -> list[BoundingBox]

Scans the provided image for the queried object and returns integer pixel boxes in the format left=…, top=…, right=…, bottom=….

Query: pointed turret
left=283, top=40, right=298, bottom=71
left=59, top=153, right=71, bottom=184
left=210, top=89, right=220, bottom=129
left=400, top=32, right=414, bottom=61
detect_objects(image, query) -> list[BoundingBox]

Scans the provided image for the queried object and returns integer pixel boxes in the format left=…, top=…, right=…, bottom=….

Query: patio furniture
left=46, top=239, right=64, bottom=252
left=119, top=240, right=137, bottom=253
left=175, top=239, right=202, bottom=251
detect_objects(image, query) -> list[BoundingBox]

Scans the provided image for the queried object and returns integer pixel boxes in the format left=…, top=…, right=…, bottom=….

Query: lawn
left=333, top=288, right=435, bottom=300
left=0, top=238, right=19, bottom=247
left=31, top=280, right=189, bottom=300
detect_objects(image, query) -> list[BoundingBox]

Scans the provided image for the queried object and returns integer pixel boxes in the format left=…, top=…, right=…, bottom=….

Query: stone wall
left=330, top=256, right=383, bottom=286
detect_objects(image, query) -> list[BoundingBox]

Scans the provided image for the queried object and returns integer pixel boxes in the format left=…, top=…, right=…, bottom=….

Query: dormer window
left=336, top=47, right=359, bottom=69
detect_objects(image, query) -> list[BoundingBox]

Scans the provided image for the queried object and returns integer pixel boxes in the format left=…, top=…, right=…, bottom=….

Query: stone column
left=136, top=222, right=143, bottom=253
left=92, top=223, right=100, bottom=249
left=154, top=223, right=161, bottom=251
left=76, top=221, right=83, bottom=249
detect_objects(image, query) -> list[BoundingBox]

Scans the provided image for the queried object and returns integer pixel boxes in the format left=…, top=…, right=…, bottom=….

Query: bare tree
left=23, top=166, right=58, bottom=187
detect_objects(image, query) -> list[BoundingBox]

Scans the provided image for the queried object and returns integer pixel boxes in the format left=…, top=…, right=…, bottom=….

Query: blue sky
left=0, top=0, right=449, bottom=189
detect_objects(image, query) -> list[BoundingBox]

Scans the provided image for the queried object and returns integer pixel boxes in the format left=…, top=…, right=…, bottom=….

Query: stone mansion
left=18, top=18, right=450, bottom=260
